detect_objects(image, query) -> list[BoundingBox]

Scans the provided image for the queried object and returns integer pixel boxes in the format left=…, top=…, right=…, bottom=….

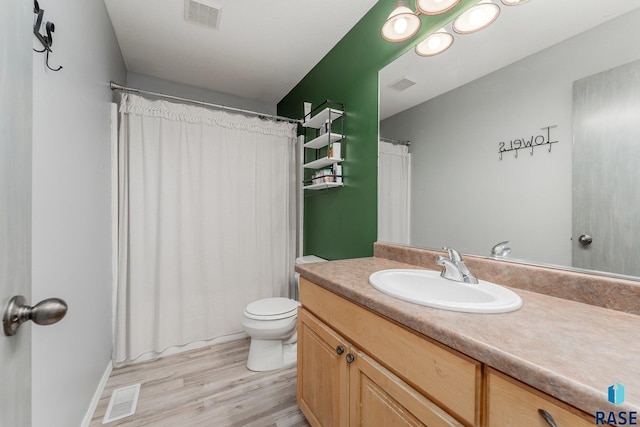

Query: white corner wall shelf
left=302, top=108, right=344, bottom=129
left=303, top=132, right=343, bottom=149
left=303, top=156, right=344, bottom=170
left=303, top=182, right=344, bottom=190
left=302, top=100, right=345, bottom=191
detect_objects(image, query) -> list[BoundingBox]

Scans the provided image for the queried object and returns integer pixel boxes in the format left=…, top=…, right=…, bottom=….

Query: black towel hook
left=33, top=0, right=62, bottom=71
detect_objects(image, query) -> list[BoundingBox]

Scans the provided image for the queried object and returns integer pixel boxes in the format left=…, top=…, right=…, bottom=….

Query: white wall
left=31, top=1, right=126, bottom=426
left=380, top=9, right=640, bottom=266
left=127, top=72, right=277, bottom=115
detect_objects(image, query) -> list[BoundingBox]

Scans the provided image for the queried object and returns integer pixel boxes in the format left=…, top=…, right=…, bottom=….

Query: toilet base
left=246, top=339, right=297, bottom=372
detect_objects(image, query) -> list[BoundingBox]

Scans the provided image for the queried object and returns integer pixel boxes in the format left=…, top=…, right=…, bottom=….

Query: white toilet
left=242, top=255, right=326, bottom=372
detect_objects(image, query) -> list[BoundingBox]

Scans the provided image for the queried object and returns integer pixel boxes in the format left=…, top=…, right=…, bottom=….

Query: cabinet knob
left=336, top=345, right=344, bottom=355
left=346, top=353, right=355, bottom=364
left=538, top=409, right=558, bottom=427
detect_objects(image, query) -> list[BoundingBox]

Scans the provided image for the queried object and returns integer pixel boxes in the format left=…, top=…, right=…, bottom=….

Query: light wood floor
left=90, top=338, right=310, bottom=427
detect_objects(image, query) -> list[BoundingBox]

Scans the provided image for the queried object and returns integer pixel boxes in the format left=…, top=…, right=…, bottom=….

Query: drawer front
left=351, top=350, right=465, bottom=427
left=300, top=278, right=481, bottom=426
left=486, top=369, right=594, bottom=427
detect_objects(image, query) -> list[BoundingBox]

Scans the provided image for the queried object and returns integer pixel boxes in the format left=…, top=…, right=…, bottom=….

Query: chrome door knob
left=578, top=234, right=593, bottom=246
left=3, top=295, right=68, bottom=336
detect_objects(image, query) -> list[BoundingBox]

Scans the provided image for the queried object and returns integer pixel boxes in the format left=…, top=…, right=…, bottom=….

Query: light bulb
left=381, top=1, right=422, bottom=42
left=469, top=8, right=486, bottom=26
left=428, top=37, right=442, bottom=49
left=417, top=0, right=461, bottom=15
left=394, top=17, right=408, bottom=35
left=452, top=1, right=500, bottom=34
left=415, top=30, right=454, bottom=57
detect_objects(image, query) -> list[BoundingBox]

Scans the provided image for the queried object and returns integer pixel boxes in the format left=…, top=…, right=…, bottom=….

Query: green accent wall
left=277, top=0, right=478, bottom=260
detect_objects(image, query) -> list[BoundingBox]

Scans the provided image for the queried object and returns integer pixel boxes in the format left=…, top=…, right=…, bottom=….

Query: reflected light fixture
left=381, top=1, right=422, bottom=42
left=415, top=29, right=454, bottom=56
left=417, top=0, right=461, bottom=15
left=452, top=0, right=500, bottom=34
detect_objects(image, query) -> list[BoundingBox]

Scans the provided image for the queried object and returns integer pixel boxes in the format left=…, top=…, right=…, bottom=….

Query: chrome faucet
left=490, top=241, right=512, bottom=258
left=436, top=247, right=479, bottom=284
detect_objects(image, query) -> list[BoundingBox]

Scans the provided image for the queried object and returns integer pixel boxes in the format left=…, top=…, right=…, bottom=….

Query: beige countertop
left=296, top=256, right=640, bottom=416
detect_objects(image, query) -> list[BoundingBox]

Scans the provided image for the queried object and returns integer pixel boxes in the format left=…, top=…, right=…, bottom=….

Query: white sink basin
left=368, top=269, right=522, bottom=313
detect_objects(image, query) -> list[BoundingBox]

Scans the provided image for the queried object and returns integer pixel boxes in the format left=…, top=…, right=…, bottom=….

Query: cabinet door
left=486, top=369, right=594, bottom=427
left=350, top=351, right=465, bottom=427
left=298, top=308, right=350, bottom=426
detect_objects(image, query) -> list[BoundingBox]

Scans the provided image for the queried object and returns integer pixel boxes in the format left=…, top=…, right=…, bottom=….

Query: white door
left=572, top=59, right=640, bottom=277
left=0, top=1, right=33, bottom=425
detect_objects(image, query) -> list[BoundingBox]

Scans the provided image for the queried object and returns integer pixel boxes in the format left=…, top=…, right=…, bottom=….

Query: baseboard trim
left=80, top=361, right=113, bottom=427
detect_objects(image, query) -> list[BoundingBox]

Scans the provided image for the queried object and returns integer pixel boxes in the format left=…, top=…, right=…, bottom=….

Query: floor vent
left=102, top=384, right=141, bottom=424
left=388, top=77, right=417, bottom=91
left=184, top=0, right=222, bottom=29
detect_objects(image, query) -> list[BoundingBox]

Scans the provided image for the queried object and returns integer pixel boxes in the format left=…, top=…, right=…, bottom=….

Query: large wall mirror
left=378, top=0, right=640, bottom=280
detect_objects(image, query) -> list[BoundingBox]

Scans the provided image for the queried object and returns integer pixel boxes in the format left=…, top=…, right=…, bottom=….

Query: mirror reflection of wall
left=379, top=5, right=640, bottom=278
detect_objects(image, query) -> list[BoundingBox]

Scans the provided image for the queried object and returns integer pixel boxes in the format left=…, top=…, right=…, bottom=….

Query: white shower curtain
left=378, top=140, right=411, bottom=245
left=114, top=93, right=297, bottom=365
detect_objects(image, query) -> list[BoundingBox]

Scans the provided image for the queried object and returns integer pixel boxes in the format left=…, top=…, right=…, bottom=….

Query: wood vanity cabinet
left=297, top=278, right=598, bottom=427
left=298, top=278, right=479, bottom=426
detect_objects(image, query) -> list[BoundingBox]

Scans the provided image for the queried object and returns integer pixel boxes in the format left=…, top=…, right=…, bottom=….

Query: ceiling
left=380, top=0, right=640, bottom=119
left=103, top=0, right=378, bottom=105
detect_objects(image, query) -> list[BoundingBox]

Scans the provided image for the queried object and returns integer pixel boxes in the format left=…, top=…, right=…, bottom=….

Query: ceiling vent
left=388, top=77, right=417, bottom=91
left=184, top=0, right=222, bottom=29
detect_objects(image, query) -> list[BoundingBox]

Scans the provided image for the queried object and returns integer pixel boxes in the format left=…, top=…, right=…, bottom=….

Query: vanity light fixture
left=382, top=0, right=530, bottom=57
left=452, top=0, right=500, bottom=34
left=417, top=0, right=461, bottom=15
left=415, top=29, right=454, bottom=56
left=381, top=1, right=422, bottom=42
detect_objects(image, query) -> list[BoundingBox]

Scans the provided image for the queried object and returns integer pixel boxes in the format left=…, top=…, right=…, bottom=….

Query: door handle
left=578, top=234, right=593, bottom=246
left=3, top=295, right=68, bottom=336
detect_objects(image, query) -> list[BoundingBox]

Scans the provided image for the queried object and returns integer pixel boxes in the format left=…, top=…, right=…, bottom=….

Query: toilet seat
left=244, top=297, right=299, bottom=321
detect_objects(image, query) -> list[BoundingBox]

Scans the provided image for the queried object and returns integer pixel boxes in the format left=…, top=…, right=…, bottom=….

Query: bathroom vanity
left=295, top=244, right=640, bottom=427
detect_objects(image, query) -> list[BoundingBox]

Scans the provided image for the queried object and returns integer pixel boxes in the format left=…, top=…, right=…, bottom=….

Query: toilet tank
left=296, top=255, right=327, bottom=265
left=293, top=255, right=327, bottom=300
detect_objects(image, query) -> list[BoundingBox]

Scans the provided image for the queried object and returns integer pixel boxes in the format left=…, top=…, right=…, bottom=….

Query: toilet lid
left=244, top=297, right=299, bottom=320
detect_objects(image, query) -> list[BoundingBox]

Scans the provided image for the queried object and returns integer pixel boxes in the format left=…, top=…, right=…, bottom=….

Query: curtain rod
left=380, top=137, right=411, bottom=146
left=110, top=81, right=302, bottom=125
